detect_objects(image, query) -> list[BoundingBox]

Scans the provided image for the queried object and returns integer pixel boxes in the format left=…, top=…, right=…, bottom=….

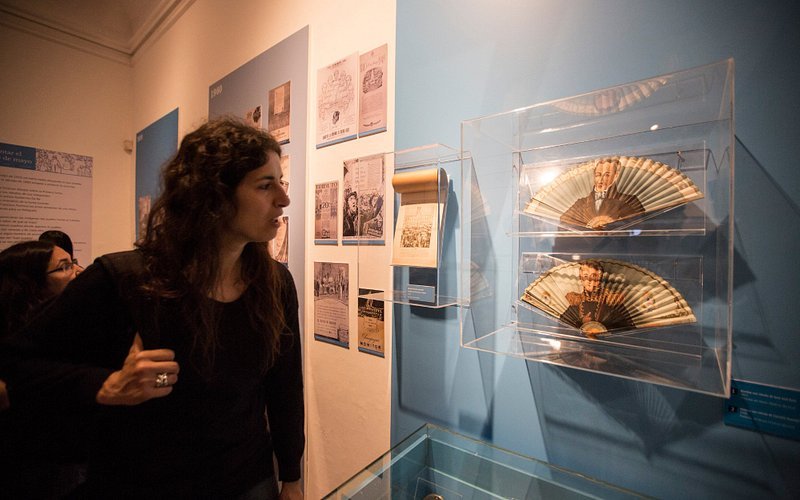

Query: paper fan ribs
left=520, top=259, right=696, bottom=338
left=524, top=155, right=703, bottom=230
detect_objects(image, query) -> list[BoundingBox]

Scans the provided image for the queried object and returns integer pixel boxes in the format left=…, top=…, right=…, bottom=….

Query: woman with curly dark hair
left=1, top=118, right=304, bottom=499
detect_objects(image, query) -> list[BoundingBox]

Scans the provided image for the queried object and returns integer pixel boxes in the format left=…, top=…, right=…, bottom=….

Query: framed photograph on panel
left=268, top=81, right=291, bottom=143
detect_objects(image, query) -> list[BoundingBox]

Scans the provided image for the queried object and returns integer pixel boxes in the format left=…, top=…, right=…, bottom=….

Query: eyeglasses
left=47, top=259, right=77, bottom=275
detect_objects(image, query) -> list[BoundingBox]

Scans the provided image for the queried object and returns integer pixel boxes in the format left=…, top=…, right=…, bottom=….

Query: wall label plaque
left=407, top=284, right=435, bottom=304
left=724, top=379, right=800, bottom=441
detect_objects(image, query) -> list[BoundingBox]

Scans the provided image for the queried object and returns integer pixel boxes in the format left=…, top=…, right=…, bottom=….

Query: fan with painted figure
left=523, top=155, right=703, bottom=230
left=520, top=258, right=696, bottom=338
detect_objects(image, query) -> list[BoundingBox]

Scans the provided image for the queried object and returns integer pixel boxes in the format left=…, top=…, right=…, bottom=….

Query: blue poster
left=208, top=27, right=309, bottom=332
left=0, top=143, right=36, bottom=170
left=135, top=108, right=178, bottom=240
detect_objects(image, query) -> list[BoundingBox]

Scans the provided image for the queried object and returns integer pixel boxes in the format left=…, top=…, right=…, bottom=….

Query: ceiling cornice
left=0, top=0, right=195, bottom=66
left=129, top=0, right=195, bottom=63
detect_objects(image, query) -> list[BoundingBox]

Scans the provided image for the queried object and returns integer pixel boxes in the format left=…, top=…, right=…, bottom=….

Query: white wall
left=131, top=1, right=396, bottom=498
left=0, top=27, right=134, bottom=258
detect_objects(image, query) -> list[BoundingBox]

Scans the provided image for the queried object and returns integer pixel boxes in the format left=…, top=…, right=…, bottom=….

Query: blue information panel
left=135, top=109, right=178, bottom=240
left=0, top=143, right=36, bottom=170
left=724, top=379, right=800, bottom=441
left=208, top=27, right=308, bottom=332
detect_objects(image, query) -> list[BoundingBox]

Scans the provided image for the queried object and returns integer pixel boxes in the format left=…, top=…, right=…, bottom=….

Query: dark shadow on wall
left=532, top=361, right=719, bottom=456
left=522, top=136, right=800, bottom=498
left=393, top=304, right=457, bottom=433
left=527, top=360, right=796, bottom=498
left=393, top=178, right=497, bottom=443
left=728, top=137, right=800, bottom=387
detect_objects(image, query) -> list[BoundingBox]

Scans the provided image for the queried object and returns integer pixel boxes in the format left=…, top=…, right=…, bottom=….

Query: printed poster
left=359, top=44, right=388, bottom=137
left=342, top=154, right=385, bottom=245
left=314, top=262, right=350, bottom=348
left=279, top=154, right=291, bottom=190
left=314, top=181, right=339, bottom=244
left=268, top=81, right=291, bottom=143
left=0, top=142, right=92, bottom=264
left=316, top=53, right=358, bottom=148
left=271, top=216, right=289, bottom=265
left=267, top=154, right=291, bottom=264
left=358, top=288, right=385, bottom=357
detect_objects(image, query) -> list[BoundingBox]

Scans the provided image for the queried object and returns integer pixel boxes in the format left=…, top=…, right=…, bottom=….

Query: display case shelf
left=357, top=144, right=466, bottom=309
left=460, top=59, right=734, bottom=396
left=323, top=423, right=646, bottom=499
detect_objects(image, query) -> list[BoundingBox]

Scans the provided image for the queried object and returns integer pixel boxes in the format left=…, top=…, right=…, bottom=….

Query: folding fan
left=520, top=258, right=695, bottom=337
left=550, top=77, right=669, bottom=116
left=523, top=155, right=703, bottom=230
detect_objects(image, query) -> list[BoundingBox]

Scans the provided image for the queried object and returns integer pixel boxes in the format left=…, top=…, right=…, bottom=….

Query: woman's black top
left=1, top=250, right=304, bottom=498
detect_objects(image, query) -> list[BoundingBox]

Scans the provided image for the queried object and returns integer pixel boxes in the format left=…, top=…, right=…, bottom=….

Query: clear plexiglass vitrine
left=459, top=59, right=734, bottom=396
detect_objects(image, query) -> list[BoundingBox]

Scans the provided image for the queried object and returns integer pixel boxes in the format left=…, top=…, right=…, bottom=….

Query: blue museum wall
left=393, top=1, right=800, bottom=498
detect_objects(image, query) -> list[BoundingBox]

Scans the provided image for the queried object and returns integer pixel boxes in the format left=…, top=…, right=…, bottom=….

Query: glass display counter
left=460, top=59, right=734, bottom=396
left=323, top=423, right=645, bottom=499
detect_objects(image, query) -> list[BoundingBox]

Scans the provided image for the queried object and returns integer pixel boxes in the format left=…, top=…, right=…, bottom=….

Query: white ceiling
left=0, top=0, right=194, bottom=63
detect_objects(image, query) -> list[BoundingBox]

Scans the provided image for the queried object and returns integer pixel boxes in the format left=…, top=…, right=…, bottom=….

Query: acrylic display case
left=323, top=423, right=645, bottom=499
left=358, top=144, right=465, bottom=308
left=460, top=59, right=734, bottom=396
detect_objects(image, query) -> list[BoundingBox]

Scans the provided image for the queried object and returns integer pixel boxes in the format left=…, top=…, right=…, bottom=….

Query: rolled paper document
left=392, top=168, right=447, bottom=194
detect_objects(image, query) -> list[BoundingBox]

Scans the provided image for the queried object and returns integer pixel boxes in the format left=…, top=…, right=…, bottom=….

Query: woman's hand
left=279, top=480, right=303, bottom=500
left=96, top=333, right=179, bottom=405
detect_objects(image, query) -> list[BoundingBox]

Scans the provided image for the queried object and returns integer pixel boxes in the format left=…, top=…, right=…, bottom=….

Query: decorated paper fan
left=550, top=77, right=669, bottom=116
left=523, top=155, right=703, bottom=230
left=520, top=258, right=695, bottom=337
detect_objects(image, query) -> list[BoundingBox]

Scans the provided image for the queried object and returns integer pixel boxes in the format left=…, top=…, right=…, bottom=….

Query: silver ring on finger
left=154, top=372, right=170, bottom=388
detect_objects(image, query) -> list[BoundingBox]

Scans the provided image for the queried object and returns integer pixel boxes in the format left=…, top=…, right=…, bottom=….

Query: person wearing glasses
left=0, top=240, right=78, bottom=340
left=1, top=118, right=304, bottom=499
left=39, top=229, right=85, bottom=275
left=0, top=239, right=83, bottom=498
